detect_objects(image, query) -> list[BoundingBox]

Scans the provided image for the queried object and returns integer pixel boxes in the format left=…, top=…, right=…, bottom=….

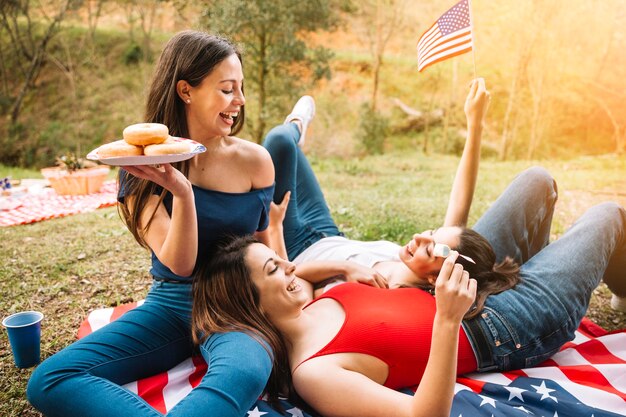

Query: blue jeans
left=27, top=281, right=272, bottom=417
left=263, top=123, right=341, bottom=260
left=465, top=168, right=626, bottom=371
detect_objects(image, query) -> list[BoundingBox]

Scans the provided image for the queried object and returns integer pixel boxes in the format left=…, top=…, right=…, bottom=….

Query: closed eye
left=268, top=264, right=279, bottom=274
left=221, top=89, right=234, bottom=94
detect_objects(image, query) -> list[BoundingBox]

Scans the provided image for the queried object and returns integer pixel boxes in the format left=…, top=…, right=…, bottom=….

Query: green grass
left=0, top=165, right=41, bottom=180
left=1, top=152, right=625, bottom=416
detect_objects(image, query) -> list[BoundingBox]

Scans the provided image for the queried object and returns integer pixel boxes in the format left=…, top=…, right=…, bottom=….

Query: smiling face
left=246, top=243, right=309, bottom=322
left=395, top=226, right=463, bottom=287
left=184, top=53, right=245, bottom=141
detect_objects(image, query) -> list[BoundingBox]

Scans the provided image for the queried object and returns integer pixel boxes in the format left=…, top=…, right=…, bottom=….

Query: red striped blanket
left=79, top=302, right=626, bottom=416
left=0, top=180, right=117, bottom=227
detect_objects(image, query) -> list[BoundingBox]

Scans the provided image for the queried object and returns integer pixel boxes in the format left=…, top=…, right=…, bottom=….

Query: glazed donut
left=144, top=138, right=192, bottom=156
left=98, top=140, right=143, bottom=158
left=123, top=123, right=168, bottom=146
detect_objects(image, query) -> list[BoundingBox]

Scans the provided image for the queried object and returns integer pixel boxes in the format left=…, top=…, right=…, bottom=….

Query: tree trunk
left=0, top=40, right=8, bottom=96
left=88, top=0, right=104, bottom=43
left=11, top=48, right=43, bottom=123
left=422, top=82, right=440, bottom=154
left=371, top=54, right=381, bottom=111
left=442, top=59, right=458, bottom=151
left=10, top=0, right=71, bottom=123
left=526, top=71, right=545, bottom=160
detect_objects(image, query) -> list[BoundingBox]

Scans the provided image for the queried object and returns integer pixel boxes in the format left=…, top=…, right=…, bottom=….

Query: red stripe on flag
left=416, top=22, right=438, bottom=49
left=418, top=29, right=471, bottom=59
left=189, top=355, right=208, bottom=388
left=559, top=365, right=626, bottom=401
left=137, top=372, right=169, bottom=414
left=76, top=320, right=93, bottom=340
left=110, top=302, right=138, bottom=321
left=501, top=371, right=523, bottom=380
left=578, top=317, right=609, bottom=338
left=418, top=35, right=472, bottom=66
left=419, top=46, right=472, bottom=72
left=575, top=339, right=626, bottom=365
left=456, top=376, right=488, bottom=393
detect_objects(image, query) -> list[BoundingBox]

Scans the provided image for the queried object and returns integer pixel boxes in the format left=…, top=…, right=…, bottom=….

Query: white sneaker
left=611, top=294, right=626, bottom=312
left=284, top=95, right=315, bottom=146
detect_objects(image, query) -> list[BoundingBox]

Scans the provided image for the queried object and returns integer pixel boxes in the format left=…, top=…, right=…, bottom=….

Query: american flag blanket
left=79, top=302, right=626, bottom=416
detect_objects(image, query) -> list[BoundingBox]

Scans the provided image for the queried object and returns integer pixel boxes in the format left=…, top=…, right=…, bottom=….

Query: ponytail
left=456, top=228, right=521, bottom=319
left=464, top=256, right=520, bottom=319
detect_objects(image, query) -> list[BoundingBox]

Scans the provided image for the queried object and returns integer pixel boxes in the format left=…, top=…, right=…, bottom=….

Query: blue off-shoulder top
left=118, top=170, right=274, bottom=282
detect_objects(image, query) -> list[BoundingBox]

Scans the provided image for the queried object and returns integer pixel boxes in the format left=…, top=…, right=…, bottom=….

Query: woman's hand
left=343, top=262, right=388, bottom=289
left=267, top=191, right=290, bottom=259
left=122, top=164, right=192, bottom=198
left=464, top=78, right=491, bottom=130
left=269, top=191, right=290, bottom=230
left=434, top=251, right=477, bottom=323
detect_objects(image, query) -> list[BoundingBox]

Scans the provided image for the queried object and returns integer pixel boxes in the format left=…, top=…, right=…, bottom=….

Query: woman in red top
left=192, top=236, right=477, bottom=417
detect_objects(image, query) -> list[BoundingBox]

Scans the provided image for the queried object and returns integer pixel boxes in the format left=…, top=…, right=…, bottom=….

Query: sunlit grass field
left=1, top=152, right=625, bottom=416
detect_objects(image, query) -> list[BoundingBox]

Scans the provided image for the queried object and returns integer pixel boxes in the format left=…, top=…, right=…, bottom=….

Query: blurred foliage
left=200, top=0, right=343, bottom=142
left=357, top=102, right=388, bottom=155
left=0, top=0, right=625, bottom=167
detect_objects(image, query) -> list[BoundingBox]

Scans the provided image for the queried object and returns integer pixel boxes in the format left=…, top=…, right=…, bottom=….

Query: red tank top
left=299, top=283, right=477, bottom=389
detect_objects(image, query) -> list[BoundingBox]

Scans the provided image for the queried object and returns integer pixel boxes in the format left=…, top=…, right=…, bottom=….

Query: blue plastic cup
left=2, top=311, right=44, bottom=368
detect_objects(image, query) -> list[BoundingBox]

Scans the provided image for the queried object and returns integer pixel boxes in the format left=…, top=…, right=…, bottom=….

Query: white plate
left=87, top=137, right=206, bottom=166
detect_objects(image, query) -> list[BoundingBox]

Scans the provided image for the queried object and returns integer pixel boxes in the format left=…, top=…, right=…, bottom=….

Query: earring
left=186, top=99, right=191, bottom=103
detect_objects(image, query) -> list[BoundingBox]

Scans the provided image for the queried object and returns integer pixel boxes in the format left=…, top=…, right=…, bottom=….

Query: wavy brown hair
left=192, top=235, right=292, bottom=407
left=456, top=228, right=521, bottom=319
left=406, top=228, right=520, bottom=319
left=118, top=31, right=245, bottom=247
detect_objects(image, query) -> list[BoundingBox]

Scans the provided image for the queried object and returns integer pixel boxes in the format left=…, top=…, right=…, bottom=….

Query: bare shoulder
left=229, top=136, right=274, bottom=188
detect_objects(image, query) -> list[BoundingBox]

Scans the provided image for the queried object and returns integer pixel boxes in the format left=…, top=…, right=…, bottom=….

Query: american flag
left=79, top=303, right=626, bottom=416
left=417, top=0, right=473, bottom=72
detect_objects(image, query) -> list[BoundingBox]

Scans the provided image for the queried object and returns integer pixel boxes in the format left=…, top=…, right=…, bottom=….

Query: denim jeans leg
left=27, top=281, right=271, bottom=417
left=263, top=123, right=340, bottom=259
left=168, top=332, right=272, bottom=416
left=466, top=202, right=626, bottom=371
left=27, top=282, right=194, bottom=417
left=473, top=166, right=558, bottom=264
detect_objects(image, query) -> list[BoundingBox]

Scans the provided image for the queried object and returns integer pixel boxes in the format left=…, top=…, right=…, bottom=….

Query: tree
left=202, top=0, right=344, bottom=143
left=112, top=0, right=168, bottom=62
left=352, top=0, right=407, bottom=112
left=0, top=0, right=77, bottom=123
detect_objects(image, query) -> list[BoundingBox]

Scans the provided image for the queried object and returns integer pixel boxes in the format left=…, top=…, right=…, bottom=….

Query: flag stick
left=468, top=0, right=478, bottom=78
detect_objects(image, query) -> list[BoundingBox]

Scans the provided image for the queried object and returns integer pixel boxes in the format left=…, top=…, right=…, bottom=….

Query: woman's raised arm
left=443, top=78, right=491, bottom=227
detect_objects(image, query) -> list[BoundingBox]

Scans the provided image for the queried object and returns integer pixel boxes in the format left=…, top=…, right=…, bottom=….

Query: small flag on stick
left=417, top=0, right=473, bottom=72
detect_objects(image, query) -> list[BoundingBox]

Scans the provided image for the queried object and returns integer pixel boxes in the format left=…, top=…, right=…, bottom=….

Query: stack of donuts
left=98, top=123, right=191, bottom=158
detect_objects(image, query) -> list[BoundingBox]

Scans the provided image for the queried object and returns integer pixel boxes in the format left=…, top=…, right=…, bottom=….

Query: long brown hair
left=118, top=31, right=245, bottom=247
left=192, top=235, right=292, bottom=406
left=456, top=228, right=521, bottom=319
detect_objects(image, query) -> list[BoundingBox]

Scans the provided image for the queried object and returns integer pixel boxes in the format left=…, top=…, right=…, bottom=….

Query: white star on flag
left=286, top=407, right=305, bottom=417
left=531, top=380, right=558, bottom=402
left=514, top=405, right=534, bottom=414
left=478, top=395, right=496, bottom=408
left=246, top=407, right=268, bottom=417
left=504, top=385, right=527, bottom=402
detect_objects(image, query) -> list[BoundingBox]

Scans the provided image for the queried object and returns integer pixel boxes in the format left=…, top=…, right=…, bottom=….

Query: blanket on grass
left=0, top=180, right=117, bottom=227
left=79, top=302, right=626, bottom=416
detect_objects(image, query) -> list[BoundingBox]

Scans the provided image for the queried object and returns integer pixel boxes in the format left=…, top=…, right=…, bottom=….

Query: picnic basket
left=41, top=166, right=110, bottom=195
